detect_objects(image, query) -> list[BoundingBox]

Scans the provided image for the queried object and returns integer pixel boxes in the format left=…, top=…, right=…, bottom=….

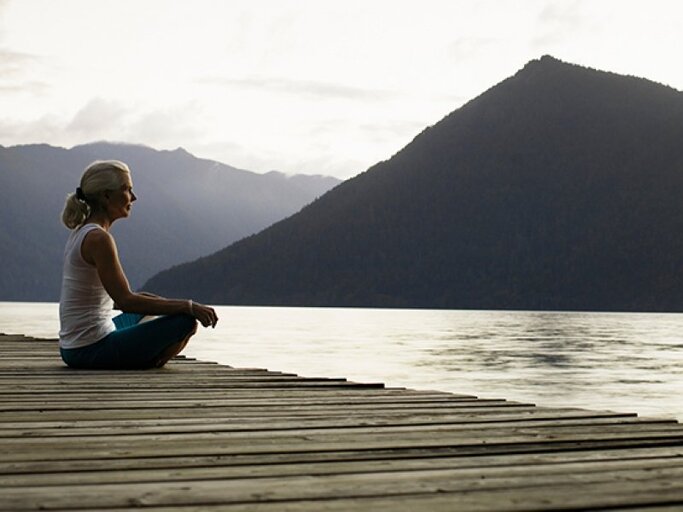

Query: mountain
left=0, top=142, right=340, bottom=301
left=145, top=56, right=683, bottom=312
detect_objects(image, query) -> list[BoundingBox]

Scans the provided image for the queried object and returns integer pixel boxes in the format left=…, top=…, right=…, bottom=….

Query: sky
left=0, top=0, right=681, bottom=179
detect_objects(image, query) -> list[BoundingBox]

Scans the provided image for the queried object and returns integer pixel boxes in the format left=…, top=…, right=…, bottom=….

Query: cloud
left=0, top=98, right=130, bottom=147
left=0, top=80, right=49, bottom=94
left=0, top=47, right=39, bottom=76
left=0, top=115, right=63, bottom=142
left=126, top=103, right=205, bottom=147
left=537, top=0, right=584, bottom=25
left=448, top=36, right=500, bottom=63
left=0, top=45, right=44, bottom=75
left=0, top=46, right=50, bottom=96
left=0, top=97, right=208, bottom=155
left=66, top=98, right=129, bottom=136
left=201, top=76, right=398, bottom=102
left=0, top=0, right=8, bottom=21
left=532, top=0, right=587, bottom=47
left=62, top=98, right=205, bottom=150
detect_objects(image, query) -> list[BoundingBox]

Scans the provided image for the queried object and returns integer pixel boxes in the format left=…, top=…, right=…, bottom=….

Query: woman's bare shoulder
left=83, top=226, right=114, bottom=244
left=81, top=227, right=117, bottom=264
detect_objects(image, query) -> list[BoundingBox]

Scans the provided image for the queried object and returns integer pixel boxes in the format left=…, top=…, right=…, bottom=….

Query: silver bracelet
left=188, top=299, right=194, bottom=315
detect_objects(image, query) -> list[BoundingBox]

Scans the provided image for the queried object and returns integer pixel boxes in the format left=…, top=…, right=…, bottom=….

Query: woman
left=59, top=160, right=218, bottom=369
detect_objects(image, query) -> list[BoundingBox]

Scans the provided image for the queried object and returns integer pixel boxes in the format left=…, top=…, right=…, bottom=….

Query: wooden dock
left=2, top=333, right=683, bottom=511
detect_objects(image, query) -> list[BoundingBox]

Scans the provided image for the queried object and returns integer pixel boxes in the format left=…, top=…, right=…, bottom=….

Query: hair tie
left=76, top=187, right=86, bottom=201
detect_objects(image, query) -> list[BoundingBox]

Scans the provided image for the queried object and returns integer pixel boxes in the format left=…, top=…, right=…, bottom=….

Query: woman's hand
left=189, top=301, right=218, bottom=328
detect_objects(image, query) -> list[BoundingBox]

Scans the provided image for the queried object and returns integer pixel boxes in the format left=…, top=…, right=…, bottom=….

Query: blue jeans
left=60, top=313, right=197, bottom=370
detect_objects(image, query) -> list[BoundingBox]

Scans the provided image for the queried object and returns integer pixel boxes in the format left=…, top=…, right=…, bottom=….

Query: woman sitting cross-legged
left=59, top=160, right=218, bottom=370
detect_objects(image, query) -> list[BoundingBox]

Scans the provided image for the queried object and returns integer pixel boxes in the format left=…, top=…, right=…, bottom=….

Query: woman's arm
left=113, top=291, right=161, bottom=310
left=83, top=229, right=218, bottom=327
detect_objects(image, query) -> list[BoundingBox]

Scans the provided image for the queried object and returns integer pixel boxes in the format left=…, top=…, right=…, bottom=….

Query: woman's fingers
left=194, top=303, right=218, bottom=328
left=204, top=306, right=217, bottom=328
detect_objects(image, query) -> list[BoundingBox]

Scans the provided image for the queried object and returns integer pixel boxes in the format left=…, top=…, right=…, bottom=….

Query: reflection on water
left=1, top=302, right=682, bottom=421
left=419, top=310, right=683, bottom=419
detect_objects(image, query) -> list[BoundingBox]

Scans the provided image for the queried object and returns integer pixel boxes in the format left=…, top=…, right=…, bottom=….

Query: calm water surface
left=2, top=302, right=682, bottom=421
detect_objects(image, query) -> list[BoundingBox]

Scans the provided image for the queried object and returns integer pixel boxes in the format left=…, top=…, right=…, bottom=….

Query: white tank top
left=59, top=224, right=116, bottom=349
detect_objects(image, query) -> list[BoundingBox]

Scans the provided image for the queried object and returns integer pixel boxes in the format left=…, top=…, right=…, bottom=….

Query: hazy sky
left=1, top=0, right=681, bottom=178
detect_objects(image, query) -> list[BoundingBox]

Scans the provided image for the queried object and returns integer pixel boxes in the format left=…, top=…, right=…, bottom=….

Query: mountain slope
left=146, top=56, right=683, bottom=311
left=0, top=142, right=340, bottom=301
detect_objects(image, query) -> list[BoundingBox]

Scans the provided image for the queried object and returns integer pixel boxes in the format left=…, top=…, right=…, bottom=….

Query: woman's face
left=106, top=175, right=137, bottom=221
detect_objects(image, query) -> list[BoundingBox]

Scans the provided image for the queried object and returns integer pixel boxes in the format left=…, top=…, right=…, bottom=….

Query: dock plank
left=2, top=333, right=683, bottom=511
left=3, top=465, right=683, bottom=510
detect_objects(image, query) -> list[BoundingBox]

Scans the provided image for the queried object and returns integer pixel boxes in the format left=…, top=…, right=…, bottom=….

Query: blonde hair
left=61, top=160, right=131, bottom=229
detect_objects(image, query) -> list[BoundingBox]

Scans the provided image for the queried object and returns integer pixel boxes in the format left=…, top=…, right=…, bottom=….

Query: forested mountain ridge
left=0, top=142, right=340, bottom=300
left=145, top=55, right=683, bottom=311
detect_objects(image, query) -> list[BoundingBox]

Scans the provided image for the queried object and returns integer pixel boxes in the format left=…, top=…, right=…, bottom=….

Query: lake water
left=1, top=301, right=682, bottom=421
